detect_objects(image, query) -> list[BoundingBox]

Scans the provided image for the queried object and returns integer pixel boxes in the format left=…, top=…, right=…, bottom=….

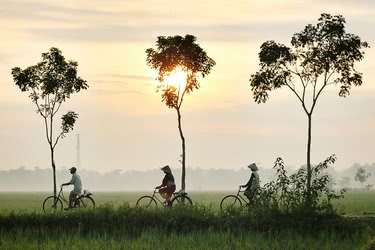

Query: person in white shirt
left=61, top=167, right=82, bottom=210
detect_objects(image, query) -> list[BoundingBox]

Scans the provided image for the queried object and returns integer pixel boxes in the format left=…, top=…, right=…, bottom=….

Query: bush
left=253, top=155, right=346, bottom=215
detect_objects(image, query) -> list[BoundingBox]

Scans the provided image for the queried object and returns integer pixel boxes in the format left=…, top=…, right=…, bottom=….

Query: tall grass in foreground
left=0, top=228, right=370, bottom=250
left=0, top=204, right=374, bottom=249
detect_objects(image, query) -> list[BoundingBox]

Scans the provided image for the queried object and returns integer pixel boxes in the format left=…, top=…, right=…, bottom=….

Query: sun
left=162, top=67, right=188, bottom=90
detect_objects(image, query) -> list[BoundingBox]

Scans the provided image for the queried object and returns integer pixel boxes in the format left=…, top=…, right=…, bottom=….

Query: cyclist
left=241, top=163, right=260, bottom=203
left=155, top=165, right=176, bottom=205
left=61, top=167, right=82, bottom=210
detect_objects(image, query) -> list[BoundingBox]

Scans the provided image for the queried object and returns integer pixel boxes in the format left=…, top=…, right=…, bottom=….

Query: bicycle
left=136, top=189, right=193, bottom=208
left=43, top=186, right=95, bottom=213
left=220, top=186, right=260, bottom=212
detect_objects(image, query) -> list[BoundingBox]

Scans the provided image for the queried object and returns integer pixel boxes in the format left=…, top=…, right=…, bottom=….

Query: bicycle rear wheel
left=136, top=196, right=157, bottom=208
left=43, top=196, right=63, bottom=213
left=170, top=195, right=193, bottom=207
left=220, top=195, right=242, bottom=212
left=76, top=196, right=95, bottom=210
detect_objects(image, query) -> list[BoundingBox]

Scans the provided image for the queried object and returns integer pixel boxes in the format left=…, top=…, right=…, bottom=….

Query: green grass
left=332, top=191, right=375, bottom=215
left=0, top=197, right=374, bottom=249
left=0, top=190, right=375, bottom=215
left=0, top=228, right=370, bottom=250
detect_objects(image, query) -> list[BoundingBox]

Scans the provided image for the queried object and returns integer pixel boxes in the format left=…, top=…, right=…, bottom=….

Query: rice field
left=0, top=190, right=374, bottom=215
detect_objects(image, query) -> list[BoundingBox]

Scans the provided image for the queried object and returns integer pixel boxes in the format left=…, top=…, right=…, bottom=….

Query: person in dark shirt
left=241, top=163, right=260, bottom=203
left=155, top=165, right=176, bottom=205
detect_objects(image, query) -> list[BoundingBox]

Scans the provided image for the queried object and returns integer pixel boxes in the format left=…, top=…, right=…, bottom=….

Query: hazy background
left=0, top=163, right=373, bottom=191
left=1, top=1, right=374, bottom=186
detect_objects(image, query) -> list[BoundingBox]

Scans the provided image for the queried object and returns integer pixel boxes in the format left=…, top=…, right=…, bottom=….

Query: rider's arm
left=156, top=175, right=169, bottom=189
left=242, top=173, right=254, bottom=188
left=62, top=174, right=76, bottom=186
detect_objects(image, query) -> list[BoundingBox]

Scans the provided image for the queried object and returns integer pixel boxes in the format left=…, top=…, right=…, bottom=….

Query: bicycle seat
left=83, top=190, right=93, bottom=196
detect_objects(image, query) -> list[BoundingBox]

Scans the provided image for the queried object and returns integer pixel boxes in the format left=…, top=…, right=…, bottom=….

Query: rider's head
left=69, top=167, right=77, bottom=174
left=161, top=165, right=172, bottom=174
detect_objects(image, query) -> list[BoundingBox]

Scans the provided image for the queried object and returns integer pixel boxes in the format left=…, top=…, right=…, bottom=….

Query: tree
left=355, top=167, right=371, bottom=190
left=11, top=47, right=88, bottom=198
left=146, top=34, right=215, bottom=190
left=249, top=13, right=368, bottom=206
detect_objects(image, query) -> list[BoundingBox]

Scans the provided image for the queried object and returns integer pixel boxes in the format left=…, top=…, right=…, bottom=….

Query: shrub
left=254, top=155, right=346, bottom=215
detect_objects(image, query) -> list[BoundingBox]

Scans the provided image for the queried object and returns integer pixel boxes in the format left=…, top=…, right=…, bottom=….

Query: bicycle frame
left=57, top=187, right=70, bottom=206
left=150, top=189, right=169, bottom=205
left=235, top=187, right=250, bottom=205
left=54, top=187, right=79, bottom=207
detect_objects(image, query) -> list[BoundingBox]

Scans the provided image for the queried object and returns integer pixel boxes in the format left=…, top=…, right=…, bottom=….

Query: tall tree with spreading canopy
left=146, top=34, right=215, bottom=190
left=249, top=14, right=368, bottom=206
left=355, top=167, right=371, bottom=190
left=12, top=47, right=88, bottom=199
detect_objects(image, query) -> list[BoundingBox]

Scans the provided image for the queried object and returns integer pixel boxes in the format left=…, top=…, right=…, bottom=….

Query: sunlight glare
left=154, top=67, right=187, bottom=91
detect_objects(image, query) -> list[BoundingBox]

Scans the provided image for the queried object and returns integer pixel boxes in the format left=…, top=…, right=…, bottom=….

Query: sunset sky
left=1, top=0, right=374, bottom=175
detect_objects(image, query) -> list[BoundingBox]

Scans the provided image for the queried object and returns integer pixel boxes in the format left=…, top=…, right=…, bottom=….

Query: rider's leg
left=69, top=191, right=79, bottom=208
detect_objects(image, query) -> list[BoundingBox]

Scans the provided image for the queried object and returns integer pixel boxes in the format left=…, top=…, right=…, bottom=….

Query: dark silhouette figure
left=241, top=163, right=260, bottom=202
left=155, top=165, right=176, bottom=204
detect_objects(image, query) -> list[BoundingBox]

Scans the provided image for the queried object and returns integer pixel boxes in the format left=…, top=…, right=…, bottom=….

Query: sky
left=1, top=0, right=374, bottom=174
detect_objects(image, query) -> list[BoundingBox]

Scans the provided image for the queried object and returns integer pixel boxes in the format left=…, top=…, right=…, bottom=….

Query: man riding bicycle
left=61, top=167, right=82, bottom=210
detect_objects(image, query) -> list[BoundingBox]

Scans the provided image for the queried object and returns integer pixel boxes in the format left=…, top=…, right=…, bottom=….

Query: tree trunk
left=306, top=114, right=312, bottom=207
left=50, top=147, right=57, bottom=199
left=176, top=108, right=186, bottom=191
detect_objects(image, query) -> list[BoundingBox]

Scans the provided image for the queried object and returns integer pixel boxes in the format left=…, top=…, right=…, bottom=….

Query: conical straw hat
left=161, top=165, right=172, bottom=173
left=247, top=163, right=258, bottom=171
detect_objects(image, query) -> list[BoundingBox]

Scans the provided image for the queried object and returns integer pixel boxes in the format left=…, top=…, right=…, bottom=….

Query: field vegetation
left=0, top=191, right=375, bottom=249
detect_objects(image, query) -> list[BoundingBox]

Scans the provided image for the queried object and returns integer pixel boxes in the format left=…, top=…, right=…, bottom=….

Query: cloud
left=2, top=0, right=375, bottom=44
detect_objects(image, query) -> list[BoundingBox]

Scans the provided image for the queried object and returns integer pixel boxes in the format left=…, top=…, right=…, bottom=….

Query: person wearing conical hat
left=155, top=165, right=176, bottom=205
left=241, top=163, right=260, bottom=203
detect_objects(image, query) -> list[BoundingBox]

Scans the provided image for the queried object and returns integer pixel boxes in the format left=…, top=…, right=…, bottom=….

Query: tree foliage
left=146, top=34, right=215, bottom=190
left=249, top=13, right=368, bottom=207
left=11, top=47, right=88, bottom=196
left=146, top=34, right=215, bottom=109
left=355, top=167, right=371, bottom=189
left=12, top=47, right=88, bottom=147
left=250, top=13, right=368, bottom=105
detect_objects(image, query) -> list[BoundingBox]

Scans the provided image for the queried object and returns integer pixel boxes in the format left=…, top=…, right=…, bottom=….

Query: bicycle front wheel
left=220, top=195, right=242, bottom=212
left=43, top=196, right=63, bottom=213
left=170, top=195, right=193, bottom=207
left=76, top=196, right=95, bottom=210
left=136, top=196, right=157, bottom=208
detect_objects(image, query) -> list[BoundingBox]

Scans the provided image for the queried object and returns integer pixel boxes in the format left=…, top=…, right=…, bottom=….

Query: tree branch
left=178, top=88, right=187, bottom=109
left=43, top=116, right=51, bottom=144
left=311, top=70, right=328, bottom=112
left=32, top=88, right=46, bottom=119
left=53, top=101, right=63, bottom=116
left=53, top=132, right=63, bottom=149
left=285, top=82, right=309, bottom=114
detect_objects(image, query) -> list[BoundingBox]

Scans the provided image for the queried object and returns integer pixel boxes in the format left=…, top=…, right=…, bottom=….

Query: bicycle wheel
left=76, top=196, right=95, bottom=210
left=136, top=196, right=157, bottom=208
left=43, top=196, right=63, bottom=213
left=220, top=195, right=242, bottom=212
left=170, top=195, right=193, bottom=207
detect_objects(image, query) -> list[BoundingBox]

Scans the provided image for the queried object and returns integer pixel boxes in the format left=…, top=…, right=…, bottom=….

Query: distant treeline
left=0, top=163, right=374, bottom=191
